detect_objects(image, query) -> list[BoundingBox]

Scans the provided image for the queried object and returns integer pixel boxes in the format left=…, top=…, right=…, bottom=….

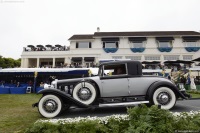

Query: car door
left=128, top=77, right=157, bottom=96
left=99, top=63, right=129, bottom=97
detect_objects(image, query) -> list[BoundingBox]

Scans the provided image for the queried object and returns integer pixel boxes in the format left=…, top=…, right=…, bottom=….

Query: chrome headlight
left=51, top=81, right=56, bottom=89
left=44, top=83, right=52, bottom=89
left=44, top=81, right=56, bottom=89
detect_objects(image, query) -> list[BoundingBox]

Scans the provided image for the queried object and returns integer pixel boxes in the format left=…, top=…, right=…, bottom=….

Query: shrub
left=126, top=105, right=174, bottom=133
left=25, top=105, right=200, bottom=133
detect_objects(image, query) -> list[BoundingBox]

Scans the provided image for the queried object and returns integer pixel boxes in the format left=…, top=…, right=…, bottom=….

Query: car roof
left=99, top=60, right=141, bottom=66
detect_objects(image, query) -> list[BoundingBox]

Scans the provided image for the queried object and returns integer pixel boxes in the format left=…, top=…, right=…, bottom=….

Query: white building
left=21, top=31, right=200, bottom=68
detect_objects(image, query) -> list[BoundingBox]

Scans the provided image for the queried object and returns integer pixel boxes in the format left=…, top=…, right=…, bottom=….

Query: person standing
left=190, top=76, right=196, bottom=90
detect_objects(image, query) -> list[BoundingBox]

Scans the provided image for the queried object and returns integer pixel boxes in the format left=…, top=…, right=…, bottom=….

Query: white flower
left=35, top=114, right=129, bottom=124
left=35, top=110, right=200, bottom=124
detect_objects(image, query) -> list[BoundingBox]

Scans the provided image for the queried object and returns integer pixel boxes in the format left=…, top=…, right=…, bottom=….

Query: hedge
left=25, top=105, right=200, bottom=133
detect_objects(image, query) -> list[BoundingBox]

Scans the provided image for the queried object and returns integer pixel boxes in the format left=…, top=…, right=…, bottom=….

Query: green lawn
left=1, top=92, right=200, bottom=133
left=190, top=93, right=200, bottom=98
left=187, top=90, right=200, bottom=98
left=0, top=94, right=44, bottom=133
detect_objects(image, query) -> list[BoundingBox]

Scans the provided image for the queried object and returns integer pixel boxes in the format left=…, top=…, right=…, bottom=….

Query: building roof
left=68, top=31, right=200, bottom=40
left=93, top=31, right=200, bottom=37
left=68, top=34, right=94, bottom=40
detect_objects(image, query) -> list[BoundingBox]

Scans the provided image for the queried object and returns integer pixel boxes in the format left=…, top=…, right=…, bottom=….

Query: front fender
left=38, top=89, right=89, bottom=108
left=146, top=81, right=186, bottom=100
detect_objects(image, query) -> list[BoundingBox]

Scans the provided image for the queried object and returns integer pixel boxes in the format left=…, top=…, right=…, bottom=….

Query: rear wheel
left=151, top=87, right=176, bottom=110
left=73, top=82, right=97, bottom=105
left=38, top=94, right=62, bottom=118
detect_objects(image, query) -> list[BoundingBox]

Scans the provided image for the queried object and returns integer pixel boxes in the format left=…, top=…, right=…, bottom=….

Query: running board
left=99, top=101, right=149, bottom=107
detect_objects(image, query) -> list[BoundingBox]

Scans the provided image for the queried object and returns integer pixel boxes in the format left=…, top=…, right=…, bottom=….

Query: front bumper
left=32, top=102, right=38, bottom=108
left=180, top=90, right=191, bottom=99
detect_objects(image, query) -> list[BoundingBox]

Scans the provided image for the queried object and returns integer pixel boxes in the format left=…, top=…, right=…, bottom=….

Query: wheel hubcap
left=77, top=88, right=92, bottom=101
left=156, top=92, right=171, bottom=105
left=43, top=99, right=58, bottom=113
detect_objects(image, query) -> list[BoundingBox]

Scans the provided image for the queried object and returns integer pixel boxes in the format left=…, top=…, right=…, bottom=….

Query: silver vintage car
left=33, top=61, right=189, bottom=118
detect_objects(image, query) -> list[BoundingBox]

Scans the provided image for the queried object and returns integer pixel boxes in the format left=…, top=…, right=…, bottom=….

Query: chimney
left=97, top=27, right=100, bottom=32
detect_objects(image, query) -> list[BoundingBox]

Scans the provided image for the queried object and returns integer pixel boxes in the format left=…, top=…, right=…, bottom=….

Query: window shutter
left=76, top=42, right=78, bottom=48
left=116, top=42, right=119, bottom=48
left=89, top=42, right=91, bottom=48
left=103, top=42, right=105, bottom=48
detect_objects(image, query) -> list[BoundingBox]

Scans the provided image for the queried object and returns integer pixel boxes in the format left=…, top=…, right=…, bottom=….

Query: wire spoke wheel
left=153, top=87, right=176, bottom=109
left=38, top=95, right=62, bottom=118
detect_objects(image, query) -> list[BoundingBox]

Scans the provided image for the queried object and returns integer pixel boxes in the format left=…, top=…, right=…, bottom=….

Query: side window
left=103, top=64, right=127, bottom=76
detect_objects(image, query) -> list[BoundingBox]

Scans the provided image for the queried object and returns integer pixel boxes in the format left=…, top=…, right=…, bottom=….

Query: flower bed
left=25, top=105, right=200, bottom=133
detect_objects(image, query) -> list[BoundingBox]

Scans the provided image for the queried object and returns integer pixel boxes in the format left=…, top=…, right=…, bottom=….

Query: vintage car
left=33, top=60, right=190, bottom=118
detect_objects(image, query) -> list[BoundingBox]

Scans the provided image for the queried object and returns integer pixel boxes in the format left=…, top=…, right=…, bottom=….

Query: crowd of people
left=167, top=69, right=198, bottom=90
left=24, top=46, right=70, bottom=52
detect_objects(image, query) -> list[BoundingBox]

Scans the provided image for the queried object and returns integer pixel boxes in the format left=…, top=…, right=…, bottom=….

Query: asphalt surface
left=58, top=99, right=200, bottom=118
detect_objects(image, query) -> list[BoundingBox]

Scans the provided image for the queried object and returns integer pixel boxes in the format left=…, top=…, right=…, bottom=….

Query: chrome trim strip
left=99, top=101, right=149, bottom=107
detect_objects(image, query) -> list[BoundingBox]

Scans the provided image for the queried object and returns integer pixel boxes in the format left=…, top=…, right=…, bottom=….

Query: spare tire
left=73, top=82, right=97, bottom=105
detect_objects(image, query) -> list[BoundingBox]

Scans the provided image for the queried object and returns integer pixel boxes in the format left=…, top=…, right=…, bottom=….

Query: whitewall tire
left=38, top=94, right=62, bottom=118
left=73, top=82, right=97, bottom=105
left=152, top=87, right=176, bottom=110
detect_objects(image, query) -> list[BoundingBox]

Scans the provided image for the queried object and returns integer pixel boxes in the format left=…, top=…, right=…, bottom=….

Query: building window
left=183, top=55, right=193, bottom=60
left=157, top=41, right=173, bottom=52
left=130, top=41, right=146, bottom=53
left=164, top=55, right=179, bottom=60
left=145, top=56, right=160, bottom=60
left=76, top=42, right=91, bottom=48
left=102, top=38, right=119, bottom=53
left=184, top=41, right=200, bottom=52
left=105, top=42, right=117, bottom=48
left=158, top=42, right=171, bottom=48
left=103, top=42, right=118, bottom=48
left=125, top=56, right=141, bottom=61
left=182, top=36, right=200, bottom=52
left=131, top=42, right=144, bottom=48
left=156, top=37, right=173, bottom=52
left=184, top=42, right=198, bottom=47
left=112, top=56, right=122, bottom=59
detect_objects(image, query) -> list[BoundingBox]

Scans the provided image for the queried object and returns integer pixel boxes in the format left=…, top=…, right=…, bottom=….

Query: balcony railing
left=185, top=47, right=200, bottom=52
left=103, top=48, right=118, bottom=53
left=157, top=47, right=172, bottom=52
left=130, top=48, right=145, bottom=53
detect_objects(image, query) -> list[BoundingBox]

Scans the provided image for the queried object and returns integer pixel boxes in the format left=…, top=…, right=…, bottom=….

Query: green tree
left=0, top=55, right=21, bottom=68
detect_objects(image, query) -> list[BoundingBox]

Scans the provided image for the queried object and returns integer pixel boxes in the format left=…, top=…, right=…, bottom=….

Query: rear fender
left=38, top=89, right=89, bottom=108
left=146, top=81, right=186, bottom=100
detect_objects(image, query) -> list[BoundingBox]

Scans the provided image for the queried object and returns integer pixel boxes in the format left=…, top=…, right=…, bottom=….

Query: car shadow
left=57, top=106, right=128, bottom=118
left=56, top=100, right=200, bottom=119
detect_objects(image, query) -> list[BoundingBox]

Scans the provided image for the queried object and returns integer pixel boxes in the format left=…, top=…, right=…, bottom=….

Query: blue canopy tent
left=0, top=68, right=90, bottom=94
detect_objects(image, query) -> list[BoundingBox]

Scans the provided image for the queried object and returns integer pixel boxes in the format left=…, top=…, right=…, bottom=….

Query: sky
left=0, top=0, right=200, bottom=59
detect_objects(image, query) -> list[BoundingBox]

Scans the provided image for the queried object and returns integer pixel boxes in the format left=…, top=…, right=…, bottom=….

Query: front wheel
left=151, top=87, right=176, bottom=110
left=38, top=94, right=62, bottom=118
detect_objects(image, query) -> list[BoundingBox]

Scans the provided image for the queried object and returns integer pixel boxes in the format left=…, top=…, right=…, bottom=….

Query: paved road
left=171, top=99, right=200, bottom=112
left=58, top=99, right=200, bottom=118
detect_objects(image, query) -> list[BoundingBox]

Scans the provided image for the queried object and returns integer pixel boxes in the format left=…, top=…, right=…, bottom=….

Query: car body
left=33, top=60, right=190, bottom=118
